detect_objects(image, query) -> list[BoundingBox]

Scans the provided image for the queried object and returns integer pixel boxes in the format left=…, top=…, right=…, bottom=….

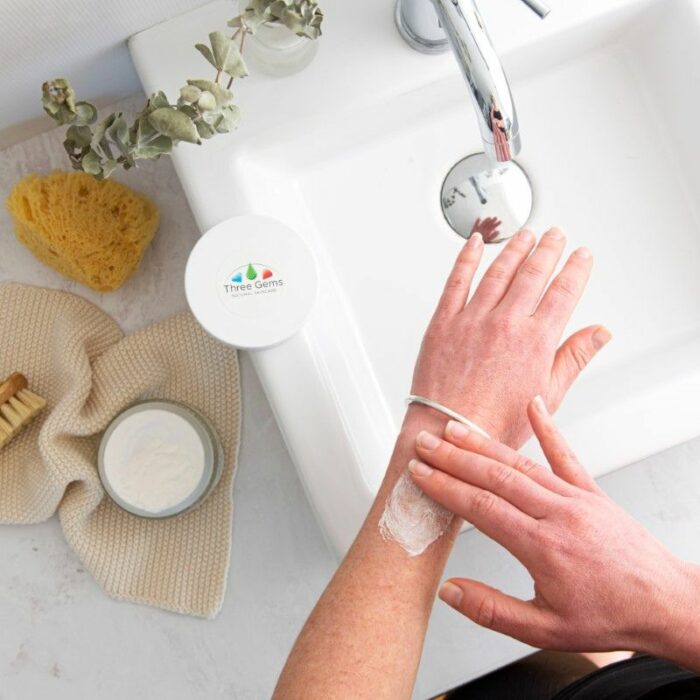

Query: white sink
left=131, top=0, right=700, bottom=555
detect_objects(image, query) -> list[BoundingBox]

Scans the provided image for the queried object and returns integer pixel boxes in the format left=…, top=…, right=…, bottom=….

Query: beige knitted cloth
left=0, top=283, right=240, bottom=618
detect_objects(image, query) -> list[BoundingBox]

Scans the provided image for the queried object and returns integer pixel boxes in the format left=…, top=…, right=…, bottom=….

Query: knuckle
left=445, top=273, right=468, bottom=292
left=513, top=454, right=541, bottom=478
left=566, top=343, right=591, bottom=371
left=474, top=594, right=498, bottom=629
left=519, top=260, right=546, bottom=280
left=484, top=263, right=511, bottom=283
left=471, top=489, right=498, bottom=518
left=551, top=275, right=580, bottom=301
left=489, top=463, right=515, bottom=490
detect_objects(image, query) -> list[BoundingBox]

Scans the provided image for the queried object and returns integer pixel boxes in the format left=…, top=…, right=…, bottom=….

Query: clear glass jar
left=239, top=4, right=319, bottom=77
left=97, top=400, right=223, bottom=519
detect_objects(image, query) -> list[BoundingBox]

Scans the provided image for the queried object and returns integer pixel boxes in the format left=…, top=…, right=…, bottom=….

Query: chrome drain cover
left=441, top=153, right=534, bottom=243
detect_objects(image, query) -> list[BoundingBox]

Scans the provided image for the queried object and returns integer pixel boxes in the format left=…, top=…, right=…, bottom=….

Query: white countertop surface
left=1, top=96, right=700, bottom=700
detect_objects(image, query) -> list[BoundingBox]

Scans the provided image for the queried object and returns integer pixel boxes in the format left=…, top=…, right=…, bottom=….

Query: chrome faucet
left=395, top=0, right=549, bottom=163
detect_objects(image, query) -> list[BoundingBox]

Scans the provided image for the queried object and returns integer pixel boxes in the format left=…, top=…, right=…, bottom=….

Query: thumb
left=550, top=325, right=611, bottom=405
left=528, top=396, right=600, bottom=492
left=439, top=579, right=558, bottom=648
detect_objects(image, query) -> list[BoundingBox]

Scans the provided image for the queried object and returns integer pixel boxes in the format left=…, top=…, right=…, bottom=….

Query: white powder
left=102, top=408, right=206, bottom=514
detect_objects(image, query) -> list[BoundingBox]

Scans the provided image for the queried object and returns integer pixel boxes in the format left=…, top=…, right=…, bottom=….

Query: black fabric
left=442, top=651, right=597, bottom=699
left=440, top=654, right=700, bottom=700
left=551, top=656, right=700, bottom=700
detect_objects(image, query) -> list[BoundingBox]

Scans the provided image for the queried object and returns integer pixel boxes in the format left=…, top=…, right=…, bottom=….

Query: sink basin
left=131, top=0, right=700, bottom=558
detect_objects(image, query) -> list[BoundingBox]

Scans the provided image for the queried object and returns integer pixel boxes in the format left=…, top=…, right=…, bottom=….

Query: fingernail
left=517, top=229, right=534, bottom=242
left=469, top=232, right=483, bottom=247
left=408, top=459, right=433, bottom=477
left=593, top=326, right=612, bottom=349
left=575, top=246, right=592, bottom=259
left=546, top=228, right=565, bottom=241
left=446, top=420, right=470, bottom=440
left=440, top=582, right=463, bottom=608
left=417, top=431, right=441, bottom=450
left=532, top=395, right=549, bottom=415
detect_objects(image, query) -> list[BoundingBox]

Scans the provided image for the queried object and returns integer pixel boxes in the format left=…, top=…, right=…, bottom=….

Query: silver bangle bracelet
left=406, top=395, right=491, bottom=439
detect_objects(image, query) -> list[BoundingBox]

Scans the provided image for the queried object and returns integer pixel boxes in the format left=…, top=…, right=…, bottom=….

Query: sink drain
left=440, top=153, right=534, bottom=243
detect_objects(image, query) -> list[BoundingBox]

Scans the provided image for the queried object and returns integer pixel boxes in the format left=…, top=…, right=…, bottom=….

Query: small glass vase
left=242, top=17, right=319, bottom=77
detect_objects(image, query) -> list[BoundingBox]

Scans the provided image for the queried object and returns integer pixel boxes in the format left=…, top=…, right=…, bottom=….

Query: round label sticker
left=216, top=260, right=288, bottom=319
left=185, top=215, right=319, bottom=349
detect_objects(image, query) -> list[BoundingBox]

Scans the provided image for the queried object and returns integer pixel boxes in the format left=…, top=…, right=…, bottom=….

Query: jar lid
left=185, top=215, right=319, bottom=349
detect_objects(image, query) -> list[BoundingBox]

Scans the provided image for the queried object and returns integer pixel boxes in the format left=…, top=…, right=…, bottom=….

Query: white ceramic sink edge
left=130, top=0, right=700, bottom=556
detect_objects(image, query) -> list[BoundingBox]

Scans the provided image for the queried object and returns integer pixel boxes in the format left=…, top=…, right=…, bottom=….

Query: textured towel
left=0, top=282, right=240, bottom=618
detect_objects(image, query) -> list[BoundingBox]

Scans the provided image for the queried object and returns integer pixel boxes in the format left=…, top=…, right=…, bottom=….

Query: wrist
left=639, top=560, right=700, bottom=666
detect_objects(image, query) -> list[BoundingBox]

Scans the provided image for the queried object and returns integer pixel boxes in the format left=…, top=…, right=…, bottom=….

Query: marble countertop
left=1, top=96, right=700, bottom=700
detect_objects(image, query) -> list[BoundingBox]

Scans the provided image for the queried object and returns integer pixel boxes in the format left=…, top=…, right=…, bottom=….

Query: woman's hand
left=411, top=228, right=611, bottom=448
left=408, top=399, right=700, bottom=662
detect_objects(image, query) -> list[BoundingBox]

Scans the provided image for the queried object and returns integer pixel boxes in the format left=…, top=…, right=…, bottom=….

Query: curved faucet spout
left=396, top=0, right=548, bottom=162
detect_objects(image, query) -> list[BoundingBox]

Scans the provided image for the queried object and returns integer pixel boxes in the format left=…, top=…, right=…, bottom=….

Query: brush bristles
left=0, top=384, right=47, bottom=450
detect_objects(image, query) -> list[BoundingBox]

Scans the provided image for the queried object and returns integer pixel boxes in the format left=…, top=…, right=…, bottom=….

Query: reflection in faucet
left=396, top=0, right=549, bottom=163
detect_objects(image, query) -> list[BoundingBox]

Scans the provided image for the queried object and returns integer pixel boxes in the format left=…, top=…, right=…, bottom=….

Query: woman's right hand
left=408, top=398, right=700, bottom=670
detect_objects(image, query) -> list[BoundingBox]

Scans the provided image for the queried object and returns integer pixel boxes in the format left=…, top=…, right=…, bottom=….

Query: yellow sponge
left=6, top=171, right=160, bottom=292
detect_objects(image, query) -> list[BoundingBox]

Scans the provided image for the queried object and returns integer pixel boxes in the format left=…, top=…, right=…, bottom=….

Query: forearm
left=273, top=406, right=457, bottom=699
left=645, top=562, right=700, bottom=673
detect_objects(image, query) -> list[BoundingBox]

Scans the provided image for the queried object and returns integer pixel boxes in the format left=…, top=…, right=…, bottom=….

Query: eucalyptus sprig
left=42, top=1, right=323, bottom=180
left=230, top=0, right=324, bottom=40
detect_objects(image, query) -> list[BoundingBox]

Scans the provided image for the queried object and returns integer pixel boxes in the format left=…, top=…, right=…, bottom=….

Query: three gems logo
left=223, top=262, right=285, bottom=298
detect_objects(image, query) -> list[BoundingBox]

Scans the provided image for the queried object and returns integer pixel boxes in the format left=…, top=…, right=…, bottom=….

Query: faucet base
left=394, top=0, right=449, bottom=54
left=440, top=153, right=533, bottom=244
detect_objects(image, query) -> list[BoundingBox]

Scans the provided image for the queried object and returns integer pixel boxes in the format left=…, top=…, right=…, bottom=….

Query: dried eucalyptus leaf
left=93, top=114, right=116, bottom=152
left=186, top=79, right=234, bottom=107
left=107, top=115, right=129, bottom=157
left=74, top=101, right=97, bottom=126
left=216, top=105, right=241, bottom=133
left=101, top=159, right=118, bottom=179
left=137, top=135, right=173, bottom=158
left=65, top=124, right=92, bottom=148
left=195, top=43, right=217, bottom=69
left=148, top=107, right=201, bottom=144
left=179, top=84, right=202, bottom=104
left=81, top=149, right=103, bottom=176
left=42, top=79, right=76, bottom=119
left=242, top=0, right=323, bottom=38
left=197, top=90, right=217, bottom=112
left=208, top=30, right=248, bottom=78
left=196, top=120, right=217, bottom=139
left=145, top=91, right=170, bottom=112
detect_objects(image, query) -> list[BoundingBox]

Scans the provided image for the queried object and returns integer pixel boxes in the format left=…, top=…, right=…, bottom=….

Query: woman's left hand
left=407, top=398, right=699, bottom=655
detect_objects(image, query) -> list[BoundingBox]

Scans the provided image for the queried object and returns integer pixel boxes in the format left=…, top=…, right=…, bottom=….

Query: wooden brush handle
left=0, top=373, right=28, bottom=405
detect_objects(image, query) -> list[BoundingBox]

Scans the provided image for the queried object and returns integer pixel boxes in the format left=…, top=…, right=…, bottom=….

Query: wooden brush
left=0, top=373, right=47, bottom=450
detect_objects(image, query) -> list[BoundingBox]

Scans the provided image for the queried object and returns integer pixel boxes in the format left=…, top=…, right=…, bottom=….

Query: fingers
left=415, top=430, right=561, bottom=518
left=467, top=229, right=536, bottom=313
left=500, top=228, right=567, bottom=313
left=443, top=421, right=576, bottom=497
left=435, top=233, right=485, bottom=318
left=549, top=325, right=612, bottom=404
left=408, top=459, right=535, bottom=558
left=534, top=247, right=594, bottom=332
left=439, top=578, right=558, bottom=648
left=528, top=396, right=600, bottom=492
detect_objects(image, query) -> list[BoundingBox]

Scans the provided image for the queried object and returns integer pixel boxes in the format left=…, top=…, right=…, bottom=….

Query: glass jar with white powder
left=97, top=400, right=223, bottom=518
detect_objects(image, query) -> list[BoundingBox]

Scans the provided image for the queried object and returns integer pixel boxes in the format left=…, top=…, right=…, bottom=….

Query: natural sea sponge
left=6, top=171, right=160, bottom=292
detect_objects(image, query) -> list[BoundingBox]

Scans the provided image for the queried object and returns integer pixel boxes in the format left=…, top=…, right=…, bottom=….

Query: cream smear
left=102, top=408, right=206, bottom=514
left=378, top=471, right=454, bottom=557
